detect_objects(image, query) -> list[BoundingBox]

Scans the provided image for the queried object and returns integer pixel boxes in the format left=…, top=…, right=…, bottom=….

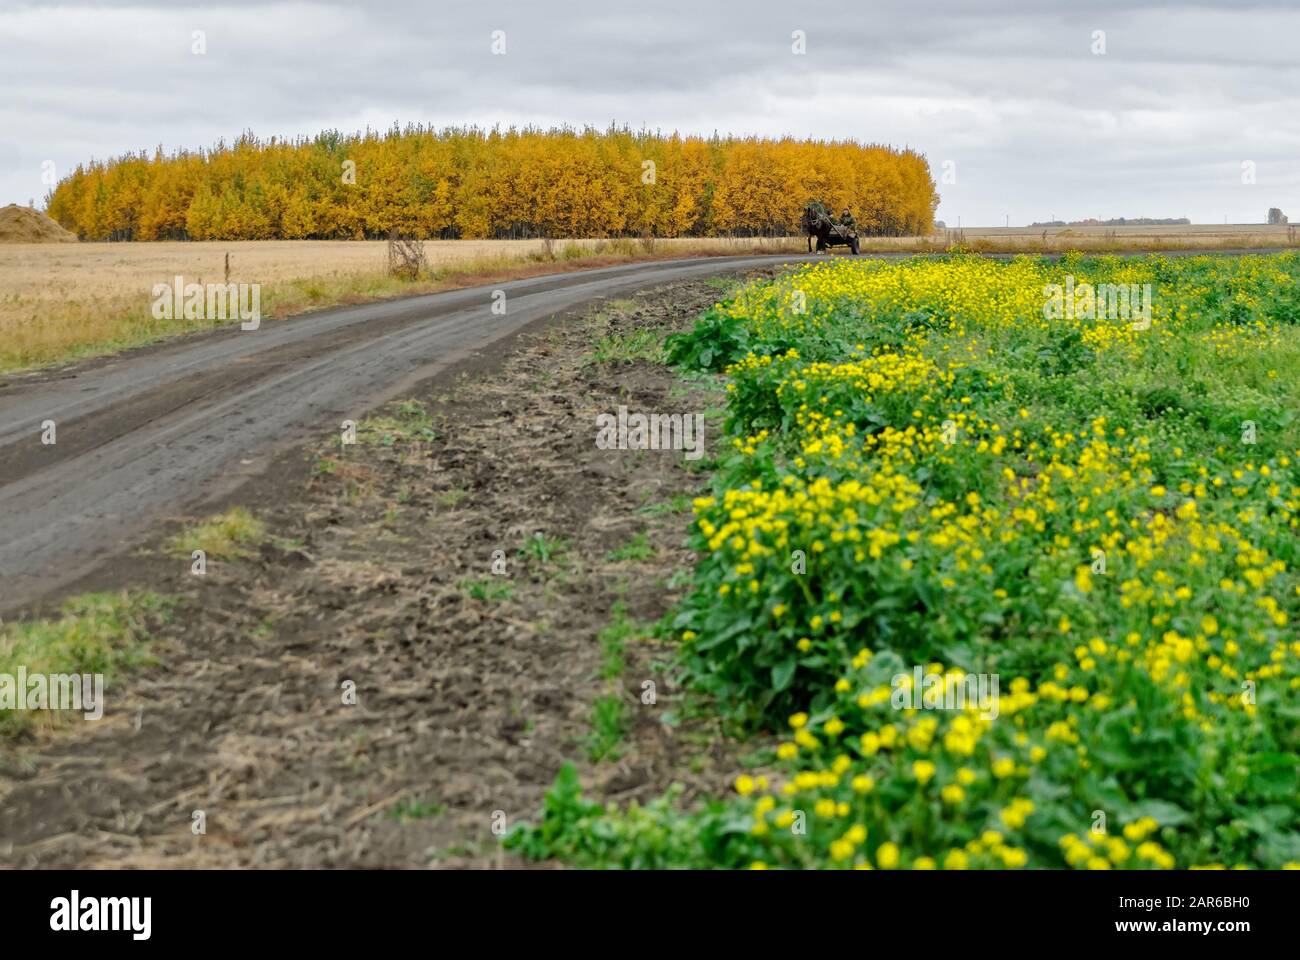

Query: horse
left=800, top=205, right=823, bottom=253
left=802, top=207, right=860, bottom=254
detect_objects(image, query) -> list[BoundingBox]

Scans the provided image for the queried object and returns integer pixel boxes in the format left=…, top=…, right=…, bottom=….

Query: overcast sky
left=1, top=0, right=1297, bottom=226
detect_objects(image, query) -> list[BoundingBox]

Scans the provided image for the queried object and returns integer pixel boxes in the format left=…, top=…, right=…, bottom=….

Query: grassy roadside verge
left=0, top=592, right=170, bottom=738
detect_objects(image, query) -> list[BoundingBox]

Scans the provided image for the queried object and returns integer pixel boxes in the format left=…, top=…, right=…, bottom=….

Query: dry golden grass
left=0, top=237, right=800, bottom=373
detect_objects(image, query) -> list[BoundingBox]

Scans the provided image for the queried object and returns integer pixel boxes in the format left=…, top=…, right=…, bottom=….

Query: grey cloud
left=0, top=0, right=1296, bottom=224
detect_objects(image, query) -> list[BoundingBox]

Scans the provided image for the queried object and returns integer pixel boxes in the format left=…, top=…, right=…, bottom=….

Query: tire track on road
left=0, top=254, right=820, bottom=610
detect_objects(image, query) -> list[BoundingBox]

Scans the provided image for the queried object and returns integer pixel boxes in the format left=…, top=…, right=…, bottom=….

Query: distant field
left=0, top=236, right=790, bottom=310
left=3, top=226, right=1296, bottom=374
left=0, top=236, right=800, bottom=373
left=943, top=222, right=1298, bottom=251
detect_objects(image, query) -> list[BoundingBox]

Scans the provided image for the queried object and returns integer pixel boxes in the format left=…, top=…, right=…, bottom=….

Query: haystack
left=0, top=204, right=78, bottom=242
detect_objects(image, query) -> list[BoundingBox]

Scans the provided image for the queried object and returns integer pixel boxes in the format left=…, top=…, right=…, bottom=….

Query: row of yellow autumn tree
left=47, top=126, right=938, bottom=242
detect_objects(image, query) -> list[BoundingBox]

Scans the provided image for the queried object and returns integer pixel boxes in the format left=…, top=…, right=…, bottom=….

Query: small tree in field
left=387, top=231, right=426, bottom=279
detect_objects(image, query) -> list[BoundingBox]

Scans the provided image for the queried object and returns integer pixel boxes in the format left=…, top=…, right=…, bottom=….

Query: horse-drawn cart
left=801, top=202, right=861, bottom=254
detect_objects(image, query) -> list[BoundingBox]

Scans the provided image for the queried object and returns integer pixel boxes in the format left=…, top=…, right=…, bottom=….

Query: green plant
left=0, top=592, right=170, bottom=737
left=605, top=533, right=655, bottom=562
left=514, top=253, right=1300, bottom=870
left=357, top=399, right=436, bottom=445
left=458, top=578, right=515, bottom=602
left=637, top=493, right=692, bottom=516
left=585, top=695, right=626, bottom=762
left=519, top=533, right=569, bottom=570
left=589, top=329, right=664, bottom=365
left=437, top=488, right=468, bottom=508
left=168, top=507, right=266, bottom=560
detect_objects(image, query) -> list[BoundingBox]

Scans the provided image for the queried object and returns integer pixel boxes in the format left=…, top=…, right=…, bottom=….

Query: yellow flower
left=1124, top=817, right=1158, bottom=842
left=877, top=842, right=900, bottom=869
left=1000, top=798, right=1034, bottom=829
left=794, top=729, right=819, bottom=749
left=912, top=760, right=936, bottom=784
left=734, top=774, right=755, bottom=796
left=999, top=847, right=1028, bottom=868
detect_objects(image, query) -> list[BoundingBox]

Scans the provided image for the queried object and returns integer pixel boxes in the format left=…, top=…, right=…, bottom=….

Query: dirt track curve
left=0, top=254, right=824, bottom=612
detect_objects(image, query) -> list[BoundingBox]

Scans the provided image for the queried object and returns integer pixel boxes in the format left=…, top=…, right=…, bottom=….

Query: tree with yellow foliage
left=47, top=125, right=937, bottom=241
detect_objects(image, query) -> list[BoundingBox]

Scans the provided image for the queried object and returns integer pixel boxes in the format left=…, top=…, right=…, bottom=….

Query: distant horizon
left=951, top=219, right=1288, bottom=229
left=5, top=199, right=1290, bottom=236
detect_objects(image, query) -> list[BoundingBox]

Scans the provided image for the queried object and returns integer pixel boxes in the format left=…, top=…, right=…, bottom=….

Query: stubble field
left=0, top=236, right=801, bottom=373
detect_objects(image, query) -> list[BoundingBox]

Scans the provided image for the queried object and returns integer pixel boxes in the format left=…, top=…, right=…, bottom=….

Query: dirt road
left=0, top=254, right=820, bottom=613
left=0, top=269, right=763, bottom=868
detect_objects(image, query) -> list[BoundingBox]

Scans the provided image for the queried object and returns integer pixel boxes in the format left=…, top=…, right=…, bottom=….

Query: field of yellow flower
left=509, top=253, right=1300, bottom=870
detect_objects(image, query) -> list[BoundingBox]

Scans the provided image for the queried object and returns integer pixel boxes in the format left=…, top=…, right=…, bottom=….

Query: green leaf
left=771, top=658, right=797, bottom=693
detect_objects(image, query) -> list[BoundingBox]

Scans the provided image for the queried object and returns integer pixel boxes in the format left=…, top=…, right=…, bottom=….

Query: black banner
left=0, top=867, right=1283, bottom=946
